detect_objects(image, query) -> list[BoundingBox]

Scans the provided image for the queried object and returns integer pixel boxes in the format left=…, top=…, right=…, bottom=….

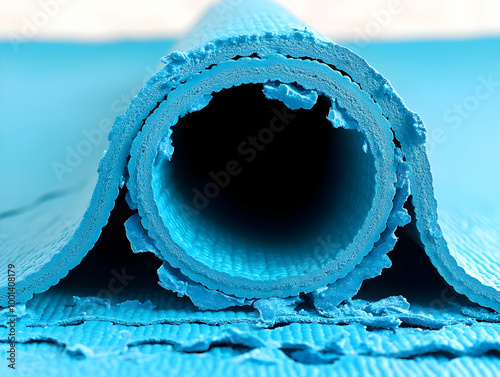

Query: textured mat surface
left=8, top=321, right=500, bottom=357
left=9, top=342, right=500, bottom=377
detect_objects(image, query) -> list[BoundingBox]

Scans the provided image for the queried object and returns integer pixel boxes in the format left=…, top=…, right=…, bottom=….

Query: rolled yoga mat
left=1, top=0, right=499, bottom=317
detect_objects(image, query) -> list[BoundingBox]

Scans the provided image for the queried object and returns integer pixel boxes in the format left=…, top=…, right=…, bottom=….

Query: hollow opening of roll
left=152, top=84, right=377, bottom=282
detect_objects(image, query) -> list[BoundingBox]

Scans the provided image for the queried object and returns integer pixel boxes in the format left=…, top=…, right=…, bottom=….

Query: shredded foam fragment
left=327, top=99, right=359, bottom=130
left=262, top=81, right=319, bottom=110
left=125, top=214, right=253, bottom=310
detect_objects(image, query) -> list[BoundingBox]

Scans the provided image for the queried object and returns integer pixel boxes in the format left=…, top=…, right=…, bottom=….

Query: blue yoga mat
left=1, top=2, right=499, bottom=374
left=1, top=0, right=498, bottom=313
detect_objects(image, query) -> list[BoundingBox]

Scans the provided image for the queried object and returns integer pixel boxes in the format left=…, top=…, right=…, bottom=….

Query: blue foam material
left=128, top=51, right=400, bottom=300
left=344, top=37, right=500, bottom=312
left=9, top=341, right=500, bottom=377
left=262, top=81, right=319, bottom=110
left=4, top=280, right=494, bottom=329
left=1, top=2, right=500, bottom=374
left=3, top=318, right=500, bottom=374
left=8, top=341, right=500, bottom=377
left=0, top=40, right=172, bottom=304
left=8, top=321, right=500, bottom=358
left=1, top=0, right=499, bottom=315
left=125, top=214, right=253, bottom=310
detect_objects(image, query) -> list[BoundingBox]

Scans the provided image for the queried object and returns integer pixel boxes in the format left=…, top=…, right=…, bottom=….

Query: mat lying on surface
left=11, top=337, right=500, bottom=377
left=1, top=0, right=499, bottom=317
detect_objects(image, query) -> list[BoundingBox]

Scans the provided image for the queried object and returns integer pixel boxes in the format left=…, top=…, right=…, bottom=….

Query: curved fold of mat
left=0, top=0, right=499, bottom=315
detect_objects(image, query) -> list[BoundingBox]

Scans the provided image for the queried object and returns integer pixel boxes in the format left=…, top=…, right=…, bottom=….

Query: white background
left=1, top=0, right=500, bottom=42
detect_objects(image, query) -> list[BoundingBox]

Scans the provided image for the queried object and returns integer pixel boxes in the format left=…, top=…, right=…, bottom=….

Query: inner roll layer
left=128, top=53, right=399, bottom=298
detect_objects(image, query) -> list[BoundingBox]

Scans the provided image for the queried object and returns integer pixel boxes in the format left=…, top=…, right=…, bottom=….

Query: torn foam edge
left=125, top=214, right=253, bottom=311
left=262, top=81, right=318, bottom=110
left=312, top=153, right=411, bottom=312
left=5, top=279, right=498, bottom=329
left=7, top=321, right=500, bottom=361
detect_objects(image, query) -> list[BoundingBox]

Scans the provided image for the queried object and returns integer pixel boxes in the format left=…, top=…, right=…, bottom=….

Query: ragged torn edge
left=5, top=291, right=499, bottom=331
left=310, top=150, right=411, bottom=312
left=124, top=210, right=411, bottom=327
left=159, top=39, right=426, bottom=145
left=72, top=296, right=156, bottom=312
left=3, top=321, right=500, bottom=365
left=125, top=214, right=254, bottom=311
left=155, top=80, right=368, bottom=163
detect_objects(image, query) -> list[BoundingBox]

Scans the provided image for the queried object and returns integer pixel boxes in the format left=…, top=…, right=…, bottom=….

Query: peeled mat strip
left=0, top=0, right=499, bottom=315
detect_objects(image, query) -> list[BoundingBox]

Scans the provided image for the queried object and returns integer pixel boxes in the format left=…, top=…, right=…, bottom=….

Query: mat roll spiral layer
left=1, top=0, right=499, bottom=316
